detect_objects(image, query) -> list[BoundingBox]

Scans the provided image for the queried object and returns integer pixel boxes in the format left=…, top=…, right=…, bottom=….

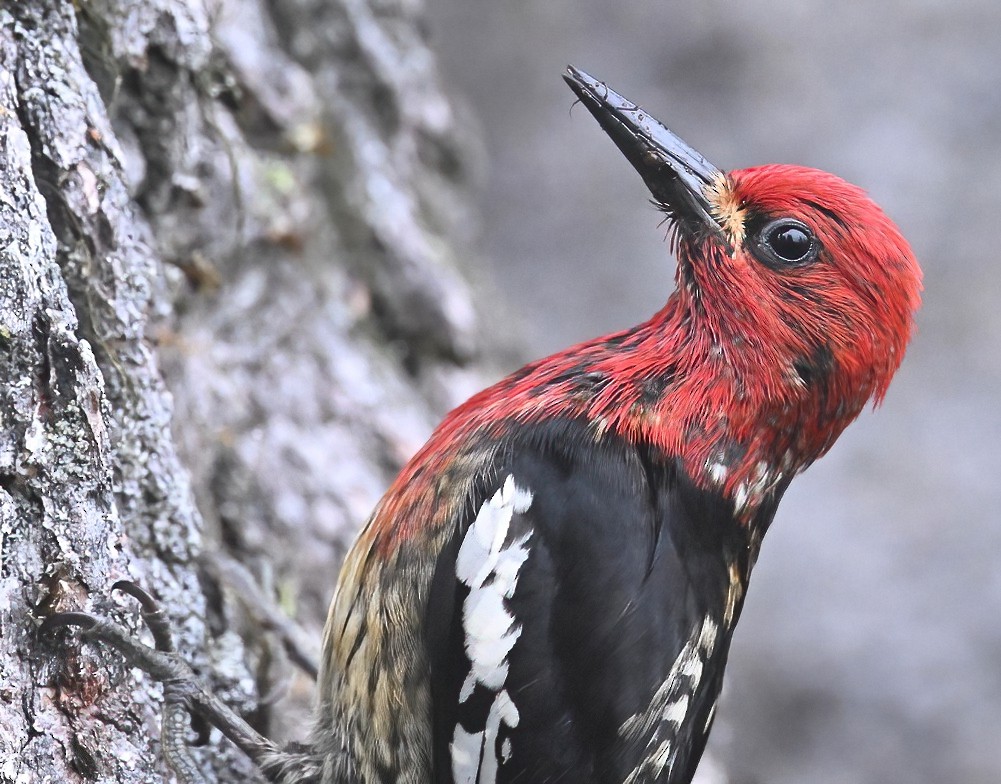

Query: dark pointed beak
left=563, top=66, right=724, bottom=239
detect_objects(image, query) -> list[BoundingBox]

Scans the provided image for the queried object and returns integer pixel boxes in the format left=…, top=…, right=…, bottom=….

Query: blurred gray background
left=425, top=2, right=1001, bottom=783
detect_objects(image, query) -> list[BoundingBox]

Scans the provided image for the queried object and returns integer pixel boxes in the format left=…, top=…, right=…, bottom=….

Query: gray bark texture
left=0, top=0, right=490, bottom=781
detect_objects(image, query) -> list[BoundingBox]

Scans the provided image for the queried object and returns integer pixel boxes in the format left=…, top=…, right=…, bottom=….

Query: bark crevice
left=0, top=0, right=490, bottom=780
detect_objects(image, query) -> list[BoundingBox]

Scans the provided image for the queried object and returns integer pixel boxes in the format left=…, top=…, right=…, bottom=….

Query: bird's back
left=318, top=396, right=776, bottom=783
left=425, top=417, right=767, bottom=783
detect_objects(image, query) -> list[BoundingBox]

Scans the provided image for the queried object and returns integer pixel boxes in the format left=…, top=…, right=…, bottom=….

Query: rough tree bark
left=0, top=2, right=736, bottom=783
left=0, top=0, right=489, bottom=781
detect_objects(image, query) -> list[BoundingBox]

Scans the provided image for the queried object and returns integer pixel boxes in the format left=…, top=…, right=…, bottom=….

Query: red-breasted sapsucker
left=48, top=66, right=922, bottom=784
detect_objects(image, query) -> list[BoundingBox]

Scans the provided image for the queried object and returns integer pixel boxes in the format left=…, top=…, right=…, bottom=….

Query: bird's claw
left=42, top=580, right=173, bottom=651
left=42, top=582, right=209, bottom=783
left=43, top=581, right=281, bottom=782
left=111, top=580, right=177, bottom=652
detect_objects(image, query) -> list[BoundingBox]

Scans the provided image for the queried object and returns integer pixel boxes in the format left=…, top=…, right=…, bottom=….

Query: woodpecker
left=47, top=66, right=921, bottom=784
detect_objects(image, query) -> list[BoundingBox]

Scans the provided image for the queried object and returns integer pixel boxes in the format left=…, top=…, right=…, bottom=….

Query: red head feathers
left=366, top=68, right=921, bottom=552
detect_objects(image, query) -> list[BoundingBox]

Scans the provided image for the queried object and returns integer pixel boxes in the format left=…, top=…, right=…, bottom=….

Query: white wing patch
left=451, top=475, right=534, bottom=784
left=619, top=615, right=719, bottom=784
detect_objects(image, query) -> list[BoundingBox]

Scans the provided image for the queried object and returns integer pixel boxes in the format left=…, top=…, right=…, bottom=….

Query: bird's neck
left=502, top=289, right=867, bottom=522
left=375, top=284, right=870, bottom=555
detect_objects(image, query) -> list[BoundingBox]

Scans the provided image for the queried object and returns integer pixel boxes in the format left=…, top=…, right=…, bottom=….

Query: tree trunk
left=0, top=0, right=487, bottom=780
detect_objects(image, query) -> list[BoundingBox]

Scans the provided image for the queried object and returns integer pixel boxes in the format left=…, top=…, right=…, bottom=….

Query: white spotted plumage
left=619, top=615, right=720, bottom=784
left=733, top=459, right=782, bottom=516
left=451, top=475, right=534, bottom=784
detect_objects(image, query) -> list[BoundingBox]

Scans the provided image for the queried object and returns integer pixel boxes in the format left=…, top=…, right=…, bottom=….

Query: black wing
left=426, top=419, right=749, bottom=784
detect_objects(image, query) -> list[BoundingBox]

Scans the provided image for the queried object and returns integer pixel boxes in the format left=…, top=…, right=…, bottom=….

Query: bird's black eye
left=752, top=218, right=819, bottom=268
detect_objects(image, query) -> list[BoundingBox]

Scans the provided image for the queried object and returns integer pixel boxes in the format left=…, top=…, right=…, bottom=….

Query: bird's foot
left=42, top=581, right=281, bottom=784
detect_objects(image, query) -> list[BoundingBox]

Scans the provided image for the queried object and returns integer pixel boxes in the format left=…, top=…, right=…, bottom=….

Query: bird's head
left=564, top=66, right=922, bottom=486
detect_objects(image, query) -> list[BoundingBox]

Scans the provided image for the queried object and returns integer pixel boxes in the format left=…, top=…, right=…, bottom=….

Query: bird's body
left=47, top=67, right=921, bottom=784
left=318, top=399, right=759, bottom=784
left=306, top=70, right=922, bottom=784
